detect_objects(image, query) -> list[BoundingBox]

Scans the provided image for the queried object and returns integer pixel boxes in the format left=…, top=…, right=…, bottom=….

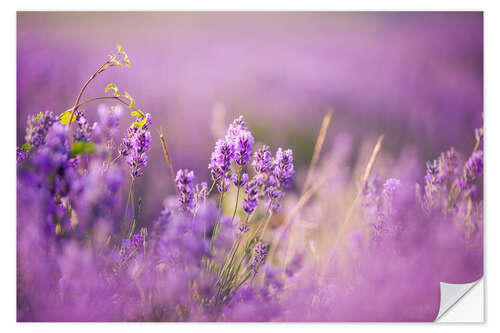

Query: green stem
left=125, top=177, right=136, bottom=237
left=68, top=61, right=110, bottom=144
left=65, top=96, right=145, bottom=117
left=231, top=171, right=243, bottom=223
left=207, top=180, right=217, bottom=197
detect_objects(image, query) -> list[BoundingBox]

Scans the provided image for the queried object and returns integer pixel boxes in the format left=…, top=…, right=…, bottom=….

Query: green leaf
left=59, top=110, right=76, bottom=125
left=131, top=110, right=142, bottom=117
left=34, top=111, right=43, bottom=121
left=104, top=83, right=119, bottom=97
left=134, top=117, right=148, bottom=129
left=21, top=143, right=32, bottom=151
left=123, top=91, right=135, bottom=108
left=70, top=141, right=96, bottom=156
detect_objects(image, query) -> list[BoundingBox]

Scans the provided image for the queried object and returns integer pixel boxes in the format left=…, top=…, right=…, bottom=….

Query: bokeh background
left=17, top=12, right=483, bottom=222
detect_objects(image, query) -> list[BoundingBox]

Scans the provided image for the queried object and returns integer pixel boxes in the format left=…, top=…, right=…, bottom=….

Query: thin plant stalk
left=159, top=129, right=178, bottom=196
left=320, top=134, right=384, bottom=280
left=301, top=110, right=334, bottom=195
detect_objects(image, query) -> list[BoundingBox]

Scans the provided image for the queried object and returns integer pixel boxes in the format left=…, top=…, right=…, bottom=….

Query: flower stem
left=231, top=170, right=243, bottom=223
left=68, top=61, right=110, bottom=144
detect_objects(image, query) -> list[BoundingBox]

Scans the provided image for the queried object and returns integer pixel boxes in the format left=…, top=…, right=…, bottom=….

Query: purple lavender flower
left=361, top=176, right=402, bottom=244
left=176, top=169, right=196, bottom=211
left=225, top=116, right=254, bottom=166
left=75, top=163, right=125, bottom=228
left=233, top=130, right=254, bottom=166
left=224, top=116, right=247, bottom=143
left=209, top=139, right=234, bottom=181
left=208, top=139, right=235, bottom=194
left=25, top=111, right=57, bottom=148
left=253, top=145, right=272, bottom=174
left=424, top=159, right=440, bottom=199
left=96, top=105, right=122, bottom=141
left=24, top=122, right=79, bottom=231
left=216, top=177, right=231, bottom=193
left=34, top=122, right=72, bottom=172
left=17, top=149, right=29, bottom=163
left=273, top=148, right=295, bottom=189
left=131, top=232, right=145, bottom=248
left=233, top=173, right=249, bottom=187
left=98, top=105, right=122, bottom=130
left=464, top=150, right=483, bottom=182
left=250, top=241, right=268, bottom=276
left=119, top=232, right=145, bottom=263
left=196, top=182, right=209, bottom=202
left=242, top=179, right=259, bottom=214
left=119, top=128, right=134, bottom=157
left=246, top=147, right=295, bottom=213
left=73, top=110, right=95, bottom=142
left=122, top=117, right=151, bottom=177
left=437, top=147, right=459, bottom=184
left=382, top=178, right=401, bottom=201
left=238, top=223, right=250, bottom=233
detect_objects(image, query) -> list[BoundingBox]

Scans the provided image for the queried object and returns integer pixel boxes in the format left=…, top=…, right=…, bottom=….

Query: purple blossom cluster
left=208, top=116, right=255, bottom=192
left=16, top=48, right=482, bottom=322
left=464, top=150, right=484, bottom=183
left=206, top=116, right=295, bottom=219
left=120, top=113, right=152, bottom=177
left=16, top=106, right=484, bottom=321
left=73, top=110, right=96, bottom=142
left=25, top=111, right=57, bottom=148
left=175, top=169, right=196, bottom=212
left=361, top=176, right=402, bottom=244
left=250, top=241, right=268, bottom=276
left=95, top=105, right=123, bottom=142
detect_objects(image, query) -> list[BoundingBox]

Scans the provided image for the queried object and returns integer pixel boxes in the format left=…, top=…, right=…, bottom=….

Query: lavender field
left=16, top=12, right=483, bottom=321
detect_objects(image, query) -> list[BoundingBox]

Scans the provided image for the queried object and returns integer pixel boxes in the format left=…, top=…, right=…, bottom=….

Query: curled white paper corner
left=435, top=279, right=483, bottom=322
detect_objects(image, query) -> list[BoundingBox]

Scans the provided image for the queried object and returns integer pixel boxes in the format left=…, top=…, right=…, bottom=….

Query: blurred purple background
left=17, top=12, right=483, bottom=219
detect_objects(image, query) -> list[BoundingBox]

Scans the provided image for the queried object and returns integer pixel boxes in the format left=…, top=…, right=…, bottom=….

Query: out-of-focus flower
left=95, top=105, right=122, bottom=141
left=464, top=150, right=483, bottom=182
left=73, top=110, right=95, bottom=142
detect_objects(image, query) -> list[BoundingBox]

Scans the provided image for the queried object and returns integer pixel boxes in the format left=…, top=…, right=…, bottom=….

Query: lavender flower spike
left=225, top=116, right=254, bottom=166
left=242, top=179, right=259, bottom=215
left=273, top=148, right=295, bottom=189
left=464, top=150, right=483, bottom=182
left=73, top=110, right=95, bottom=142
left=250, top=241, right=268, bottom=276
left=382, top=178, right=401, bottom=201
left=208, top=139, right=234, bottom=182
left=176, top=169, right=196, bottom=211
left=25, top=111, right=57, bottom=148
left=121, top=113, right=152, bottom=177
left=253, top=145, right=272, bottom=174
